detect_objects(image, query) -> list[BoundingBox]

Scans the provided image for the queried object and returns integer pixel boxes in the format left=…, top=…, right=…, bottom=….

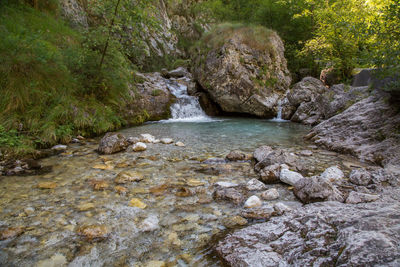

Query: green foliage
left=0, top=2, right=138, bottom=157
left=151, top=89, right=163, bottom=96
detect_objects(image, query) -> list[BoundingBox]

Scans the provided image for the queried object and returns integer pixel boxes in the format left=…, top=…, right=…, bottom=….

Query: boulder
left=216, top=199, right=400, bottom=266
left=226, top=150, right=249, bottom=161
left=258, top=163, right=282, bottom=184
left=192, top=24, right=291, bottom=118
left=349, top=169, right=372, bottom=186
left=213, top=187, right=244, bottom=205
left=261, top=188, right=279, bottom=200
left=307, top=96, right=400, bottom=167
left=320, top=166, right=344, bottom=182
left=245, top=179, right=266, bottom=191
left=255, top=149, right=300, bottom=172
left=293, top=175, right=345, bottom=203
left=244, top=196, right=262, bottom=208
left=97, top=133, right=129, bottom=154
left=253, top=146, right=273, bottom=162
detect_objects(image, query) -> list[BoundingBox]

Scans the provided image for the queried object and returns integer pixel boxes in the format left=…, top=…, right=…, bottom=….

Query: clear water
left=0, top=117, right=335, bottom=266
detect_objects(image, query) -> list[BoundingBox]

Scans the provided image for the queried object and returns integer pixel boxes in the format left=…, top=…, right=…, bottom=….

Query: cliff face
left=59, top=0, right=207, bottom=69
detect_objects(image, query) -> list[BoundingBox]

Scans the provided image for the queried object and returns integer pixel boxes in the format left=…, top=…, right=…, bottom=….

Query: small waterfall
left=271, top=99, right=287, bottom=122
left=166, top=80, right=212, bottom=122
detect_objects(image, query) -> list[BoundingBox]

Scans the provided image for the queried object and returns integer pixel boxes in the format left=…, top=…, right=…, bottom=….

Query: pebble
left=129, top=198, right=147, bottom=209
left=320, top=166, right=344, bottom=182
left=24, top=207, right=35, bottom=215
left=244, top=195, right=262, bottom=208
left=90, top=180, right=109, bottom=191
left=37, top=182, right=57, bottom=189
left=140, top=215, right=160, bottom=232
left=279, top=169, right=304, bottom=186
left=175, top=142, right=185, bottom=147
left=261, top=188, right=280, bottom=200
left=214, top=182, right=239, bottom=188
left=35, top=253, right=67, bottom=267
left=114, top=171, right=144, bottom=184
left=51, top=145, right=67, bottom=151
left=114, top=186, right=128, bottom=194
left=160, top=138, right=174, bottom=144
left=77, top=225, right=109, bottom=241
left=165, top=232, right=182, bottom=248
left=132, top=142, right=147, bottom=152
left=186, top=179, right=205, bottom=187
left=92, top=164, right=113, bottom=170
left=144, top=261, right=166, bottom=267
left=77, top=203, right=95, bottom=212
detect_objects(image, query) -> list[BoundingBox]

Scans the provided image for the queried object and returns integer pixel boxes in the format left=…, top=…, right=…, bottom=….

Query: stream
left=0, top=81, right=367, bottom=266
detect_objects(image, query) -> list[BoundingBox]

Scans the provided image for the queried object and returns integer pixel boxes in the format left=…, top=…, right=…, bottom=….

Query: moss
left=151, top=89, right=163, bottom=96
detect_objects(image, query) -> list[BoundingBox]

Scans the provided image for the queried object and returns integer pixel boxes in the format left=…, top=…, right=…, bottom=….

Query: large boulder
left=125, top=72, right=175, bottom=122
left=306, top=95, right=400, bottom=167
left=216, top=197, right=400, bottom=267
left=283, top=77, right=369, bottom=125
left=192, top=24, right=291, bottom=118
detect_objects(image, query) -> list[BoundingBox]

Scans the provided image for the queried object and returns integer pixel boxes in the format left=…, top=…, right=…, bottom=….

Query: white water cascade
left=166, top=81, right=213, bottom=122
left=271, top=99, right=287, bottom=122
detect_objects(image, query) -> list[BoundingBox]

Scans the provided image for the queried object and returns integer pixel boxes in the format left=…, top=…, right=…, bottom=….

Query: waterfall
left=271, top=99, right=287, bottom=122
left=166, top=80, right=212, bottom=122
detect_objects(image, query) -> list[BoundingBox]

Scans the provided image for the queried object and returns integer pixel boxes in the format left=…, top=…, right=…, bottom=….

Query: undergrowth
left=0, top=2, right=136, bottom=158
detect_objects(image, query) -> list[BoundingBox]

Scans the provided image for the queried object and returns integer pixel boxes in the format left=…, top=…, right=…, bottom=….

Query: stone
left=77, top=203, right=95, bottom=212
left=261, top=188, right=279, bottom=200
left=175, top=141, right=185, bottom=147
left=255, top=149, right=301, bottom=172
left=293, top=175, right=345, bottom=203
left=114, top=186, right=128, bottom=195
left=214, top=182, right=239, bottom=188
left=213, top=188, right=244, bottom=205
left=279, top=169, right=303, bottom=186
left=165, top=232, right=182, bottom=248
left=77, top=225, right=109, bottom=242
left=216, top=200, right=400, bottom=266
left=349, top=169, right=372, bottom=186
left=253, top=146, right=274, bottom=162
left=129, top=198, right=147, bottom=209
left=24, top=207, right=35, bottom=215
left=132, top=142, right=147, bottom=152
left=0, top=227, right=24, bottom=240
left=35, top=253, right=67, bottom=267
left=38, top=182, right=57, bottom=189
left=90, top=180, right=109, bottom=191
left=223, top=216, right=248, bottom=228
left=168, top=67, right=189, bottom=78
left=140, top=215, right=160, bottom=232
left=186, top=179, right=205, bottom=187
left=175, top=187, right=192, bottom=197
left=51, top=145, right=67, bottom=152
left=160, top=138, right=174, bottom=144
left=346, top=191, right=380, bottom=204
left=273, top=202, right=291, bottom=215
left=259, top=164, right=281, bottom=183
left=127, top=137, right=140, bottom=144
left=144, top=261, right=166, bottom=267
left=320, top=166, right=344, bottom=182
left=140, top=134, right=156, bottom=143
left=226, top=150, right=248, bottom=161
left=241, top=204, right=275, bottom=220
left=97, top=132, right=128, bottom=154
left=244, top=195, right=262, bottom=208
left=114, top=171, right=144, bottom=184
left=92, top=164, right=113, bottom=170
left=193, top=25, right=291, bottom=118
left=298, top=150, right=313, bottom=157
left=246, top=179, right=267, bottom=191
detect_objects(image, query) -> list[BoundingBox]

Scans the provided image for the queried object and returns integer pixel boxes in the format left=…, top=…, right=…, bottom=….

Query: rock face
left=216, top=195, right=400, bottom=267
left=97, top=133, right=129, bottom=154
left=283, top=77, right=370, bottom=125
left=307, top=95, right=400, bottom=166
left=193, top=25, right=291, bottom=118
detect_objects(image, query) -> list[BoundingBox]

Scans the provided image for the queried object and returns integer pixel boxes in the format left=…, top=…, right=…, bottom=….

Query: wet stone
left=223, top=216, right=248, bottom=228
left=129, top=198, right=147, bottom=209
left=244, top=195, right=262, bottom=208
left=0, top=227, right=24, bottom=240
left=114, top=171, right=144, bottom=184
left=77, top=203, right=95, bottom=212
left=241, top=204, right=275, bottom=220
left=38, top=182, right=57, bottom=189
left=77, top=225, right=109, bottom=242
left=261, top=188, right=280, bottom=200
left=213, top=187, right=244, bottom=204
left=346, top=191, right=380, bottom=204
left=175, top=142, right=185, bottom=147
left=114, top=186, right=128, bottom=195
left=160, top=138, right=174, bottom=144
left=132, top=142, right=147, bottom=152
left=246, top=178, right=267, bottom=191
left=90, top=180, right=109, bottom=191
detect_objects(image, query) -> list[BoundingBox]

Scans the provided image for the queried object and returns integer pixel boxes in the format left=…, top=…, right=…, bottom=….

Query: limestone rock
left=253, top=146, right=274, bottom=162
left=213, top=187, right=244, bottom=205
left=216, top=200, right=400, bottom=266
left=293, top=175, right=344, bottom=203
left=261, top=188, right=279, bottom=200
left=193, top=25, right=291, bottom=118
left=160, top=138, right=174, bottom=144
left=77, top=225, right=109, bottom=242
left=114, top=171, right=144, bottom=184
left=279, top=169, right=303, bottom=186
left=349, top=169, right=372, bottom=186
left=132, top=142, right=147, bottom=152
left=259, top=163, right=281, bottom=184
left=0, top=227, right=24, bottom=240
left=97, top=133, right=128, bottom=154
left=346, top=191, right=379, bottom=204
left=140, top=214, right=160, bottom=232
left=140, top=134, right=156, bottom=143
left=320, top=166, right=344, bottom=182
left=226, top=150, right=248, bottom=161
left=244, top=196, right=262, bottom=208
left=129, top=198, right=147, bottom=209
left=175, top=141, right=185, bottom=147
left=241, top=204, right=275, bottom=220
left=246, top=179, right=266, bottom=191
left=38, top=182, right=57, bottom=189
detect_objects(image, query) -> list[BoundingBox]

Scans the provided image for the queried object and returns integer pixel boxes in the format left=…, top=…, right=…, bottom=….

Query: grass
left=0, top=2, right=137, bottom=159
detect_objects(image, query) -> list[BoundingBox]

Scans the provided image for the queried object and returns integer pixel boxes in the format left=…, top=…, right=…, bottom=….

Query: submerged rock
left=226, top=150, right=250, bottom=161
left=129, top=198, right=147, bottom=209
left=114, top=171, right=144, bottom=184
left=37, top=182, right=57, bottom=189
left=0, top=227, right=24, bottom=240
left=213, top=187, right=244, bottom=205
left=216, top=199, right=400, bottom=266
left=97, top=133, right=129, bottom=154
left=77, top=225, right=109, bottom=242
